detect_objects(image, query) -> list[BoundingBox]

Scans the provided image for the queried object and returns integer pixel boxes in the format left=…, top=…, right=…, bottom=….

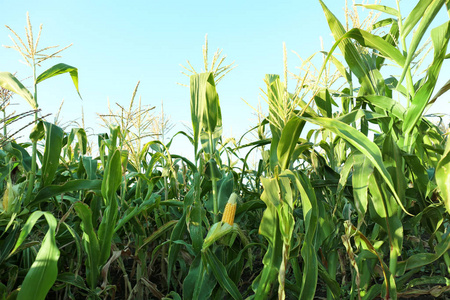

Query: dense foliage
left=1, top=1, right=450, bottom=299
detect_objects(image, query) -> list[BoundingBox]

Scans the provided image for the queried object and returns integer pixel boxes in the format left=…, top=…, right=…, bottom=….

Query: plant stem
left=209, top=132, right=219, bottom=223
left=25, top=66, right=38, bottom=204
left=389, top=248, right=398, bottom=279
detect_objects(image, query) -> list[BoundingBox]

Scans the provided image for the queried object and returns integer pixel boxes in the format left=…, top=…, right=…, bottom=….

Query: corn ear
left=222, top=193, right=238, bottom=225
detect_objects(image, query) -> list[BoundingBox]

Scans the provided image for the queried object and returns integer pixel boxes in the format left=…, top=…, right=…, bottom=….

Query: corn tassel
left=222, top=193, right=238, bottom=225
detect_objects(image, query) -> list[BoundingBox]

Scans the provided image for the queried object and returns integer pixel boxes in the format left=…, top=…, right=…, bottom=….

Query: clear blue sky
left=1, top=1, right=449, bottom=158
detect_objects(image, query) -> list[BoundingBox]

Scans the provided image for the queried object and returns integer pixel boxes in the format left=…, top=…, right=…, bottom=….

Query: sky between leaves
left=1, top=0, right=449, bottom=158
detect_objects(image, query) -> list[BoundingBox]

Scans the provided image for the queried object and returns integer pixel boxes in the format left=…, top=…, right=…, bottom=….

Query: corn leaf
left=352, top=153, right=373, bottom=222
left=298, top=116, right=409, bottom=215
left=398, top=0, right=447, bottom=86
left=36, top=63, right=82, bottom=99
left=403, top=21, right=450, bottom=135
left=436, top=138, right=450, bottom=214
left=356, top=4, right=399, bottom=17
left=13, top=212, right=60, bottom=300
left=40, top=122, right=64, bottom=187
left=32, top=179, right=102, bottom=206
left=277, top=117, right=305, bottom=171
left=202, top=248, right=242, bottom=300
left=318, top=0, right=380, bottom=95
left=73, top=202, right=100, bottom=289
left=358, top=96, right=406, bottom=120
left=402, top=0, right=436, bottom=39
left=0, top=72, right=35, bottom=109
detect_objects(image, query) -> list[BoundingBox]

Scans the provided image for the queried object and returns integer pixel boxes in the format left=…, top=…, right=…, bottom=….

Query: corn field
left=1, top=1, right=450, bottom=299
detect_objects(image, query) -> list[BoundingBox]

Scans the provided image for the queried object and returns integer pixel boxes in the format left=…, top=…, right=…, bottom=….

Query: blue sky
left=1, top=1, right=449, bottom=158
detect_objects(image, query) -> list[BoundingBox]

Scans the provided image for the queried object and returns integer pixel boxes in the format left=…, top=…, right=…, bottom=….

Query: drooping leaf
left=0, top=72, right=35, bottom=109
left=299, top=116, right=408, bottom=214
left=36, top=63, right=82, bottom=99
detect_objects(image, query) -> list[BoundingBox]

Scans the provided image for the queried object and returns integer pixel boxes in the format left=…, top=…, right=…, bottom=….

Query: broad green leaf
left=202, top=249, right=242, bottom=300
left=368, top=172, right=403, bottom=277
left=167, top=212, right=187, bottom=287
left=299, top=116, right=408, bottom=214
left=356, top=4, right=399, bottom=17
left=398, top=0, right=447, bottom=86
left=31, top=179, right=102, bottom=206
left=97, top=196, right=118, bottom=268
left=101, top=149, right=122, bottom=204
left=14, top=212, right=59, bottom=300
left=266, top=74, right=287, bottom=171
left=277, top=117, right=305, bottom=170
left=352, top=153, right=373, bottom=222
left=396, top=228, right=450, bottom=275
left=343, top=28, right=405, bottom=67
left=115, top=194, right=160, bottom=234
left=190, top=72, right=222, bottom=156
left=73, top=202, right=100, bottom=289
left=255, top=177, right=283, bottom=298
left=183, top=255, right=214, bottom=300
left=137, top=220, right=177, bottom=251
left=290, top=171, right=318, bottom=300
left=82, top=156, right=98, bottom=180
left=36, top=63, right=82, bottom=98
left=0, top=72, right=35, bottom=109
left=56, top=273, right=89, bottom=292
left=402, top=0, right=436, bottom=38
left=436, top=138, right=450, bottom=214
left=68, top=128, right=88, bottom=156
left=41, top=122, right=64, bottom=187
left=403, top=21, right=450, bottom=135
left=318, top=0, right=382, bottom=95
left=359, top=95, right=406, bottom=120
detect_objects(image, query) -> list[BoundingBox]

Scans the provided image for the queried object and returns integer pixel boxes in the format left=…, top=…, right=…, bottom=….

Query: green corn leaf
left=56, top=273, right=89, bottom=292
left=436, top=138, right=450, bottom=214
left=428, top=79, right=450, bottom=105
left=115, top=194, right=160, bottom=234
left=343, top=28, right=405, bottom=67
left=101, top=149, right=122, bottom=204
left=137, top=220, right=178, bottom=251
left=352, top=153, right=373, bottom=222
left=299, top=116, right=409, bottom=215
left=398, top=0, right=447, bottom=86
left=368, top=172, right=403, bottom=279
left=202, top=248, right=242, bottom=300
left=288, top=171, right=318, bottom=300
left=255, top=177, right=284, bottom=298
left=182, top=255, right=203, bottom=299
left=31, top=179, right=102, bottom=206
left=68, top=128, right=88, bottom=156
left=318, top=0, right=382, bottom=95
left=40, top=122, right=64, bottom=187
left=356, top=4, right=399, bottom=17
left=190, top=72, right=222, bottom=156
left=167, top=212, right=187, bottom=287
left=396, top=228, right=450, bottom=275
left=0, top=72, right=35, bottom=109
left=358, top=96, right=406, bottom=120
left=13, top=212, right=60, bottom=300
left=97, top=197, right=118, bottom=268
left=277, top=117, right=305, bottom=170
left=403, top=21, right=450, bottom=135
left=73, top=202, right=101, bottom=289
left=36, top=63, right=82, bottom=99
left=402, top=0, right=437, bottom=39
